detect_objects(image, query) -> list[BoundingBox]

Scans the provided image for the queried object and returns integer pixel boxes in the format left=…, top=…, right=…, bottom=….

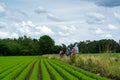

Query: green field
left=43, top=53, right=120, bottom=80
left=0, top=56, right=110, bottom=80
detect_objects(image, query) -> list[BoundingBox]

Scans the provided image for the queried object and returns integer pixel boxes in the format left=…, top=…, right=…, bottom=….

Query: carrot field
left=0, top=56, right=110, bottom=80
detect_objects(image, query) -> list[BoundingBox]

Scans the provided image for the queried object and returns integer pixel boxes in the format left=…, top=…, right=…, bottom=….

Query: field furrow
left=48, top=60, right=79, bottom=80
left=0, top=56, right=111, bottom=80
left=41, top=59, right=51, bottom=80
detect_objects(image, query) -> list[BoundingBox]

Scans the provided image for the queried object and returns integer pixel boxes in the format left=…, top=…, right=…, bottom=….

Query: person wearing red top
left=71, top=48, right=75, bottom=55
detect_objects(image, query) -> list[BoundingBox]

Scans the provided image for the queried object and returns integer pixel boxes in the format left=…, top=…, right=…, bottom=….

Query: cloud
left=58, top=32, right=70, bottom=37
left=16, top=10, right=28, bottom=17
left=0, top=3, right=6, bottom=16
left=95, top=28, right=104, bottom=35
left=58, top=25, right=77, bottom=37
left=9, top=32, right=19, bottom=38
left=47, top=13, right=64, bottom=22
left=60, top=25, right=76, bottom=31
left=15, top=21, right=35, bottom=28
left=0, top=31, right=9, bottom=38
left=14, top=21, right=54, bottom=36
left=108, top=24, right=118, bottom=30
left=58, top=37, right=78, bottom=45
left=86, top=13, right=105, bottom=24
left=34, top=6, right=64, bottom=22
left=0, top=21, right=7, bottom=28
left=95, top=0, right=120, bottom=7
left=81, top=0, right=120, bottom=7
left=0, top=31, right=19, bottom=39
left=5, top=10, right=28, bottom=22
left=34, top=6, right=47, bottom=14
left=114, top=11, right=120, bottom=21
left=36, top=25, right=54, bottom=35
left=105, top=34, right=112, bottom=38
left=93, top=28, right=113, bottom=38
left=15, top=21, right=37, bottom=35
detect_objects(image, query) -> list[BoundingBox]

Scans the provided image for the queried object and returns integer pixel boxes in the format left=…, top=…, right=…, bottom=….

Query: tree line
left=0, top=35, right=120, bottom=56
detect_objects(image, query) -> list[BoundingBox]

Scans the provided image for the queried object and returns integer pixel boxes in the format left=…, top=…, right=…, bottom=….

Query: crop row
left=50, top=59, right=110, bottom=80
left=0, top=56, right=110, bottom=80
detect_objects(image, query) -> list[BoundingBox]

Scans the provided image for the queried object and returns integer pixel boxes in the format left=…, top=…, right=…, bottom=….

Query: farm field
left=43, top=53, right=120, bottom=80
left=0, top=56, right=110, bottom=80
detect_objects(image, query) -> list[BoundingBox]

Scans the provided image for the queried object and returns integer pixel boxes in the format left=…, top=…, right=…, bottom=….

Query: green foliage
left=0, top=63, right=22, bottom=79
left=29, top=61, right=39, bottom=80
left=44, top=60, right=64, bottom=80
left=70, top=54, right=75, bottom=63
left=39, top=35, right=55, bottom=54
left=76, top=39, right=120, bottom=53
left=51, top=60, right=94, bottom=80
left=0, top=56, right=113, bottom=80
left=51, top=59, right=110, bottom=80
left=2, top=63, right=28, bottom=80
left=53, top=45, right=62, bottom=53
left=48, top=60, right=79, bottom=80
left=41, top=59, right=51, bottom=80
left=16, top=61, right=35, bottom=80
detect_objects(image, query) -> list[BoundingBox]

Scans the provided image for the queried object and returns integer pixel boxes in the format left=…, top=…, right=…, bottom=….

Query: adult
left=67, top=48, right=71, bottom=56
left=71, top=48, right=75, bottom=55
left=59, top=50, right=64, bottom=57
left=74, top=44, right=79, bottom=53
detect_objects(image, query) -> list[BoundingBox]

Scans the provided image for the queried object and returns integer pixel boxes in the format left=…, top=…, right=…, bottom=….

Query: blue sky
left=0, top=0, right=120, bottom=45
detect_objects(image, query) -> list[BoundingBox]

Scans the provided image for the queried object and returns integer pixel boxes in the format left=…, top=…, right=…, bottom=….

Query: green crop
left=48, top=60, right=79, bottom=80
left=44, top=60, right=64, bottom=80
left=29, top=61, right=39, bottom=80
left=41, top=59, right=51, bottom=80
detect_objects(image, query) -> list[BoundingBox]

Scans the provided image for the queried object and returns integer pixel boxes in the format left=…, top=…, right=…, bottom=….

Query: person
left=71, top=48, right=75, bottom=55
left=59, top=50, right=65, bottom=57
left=74, top=44, right=79, bottom=53
left=67, top=48, right=71, bottom=56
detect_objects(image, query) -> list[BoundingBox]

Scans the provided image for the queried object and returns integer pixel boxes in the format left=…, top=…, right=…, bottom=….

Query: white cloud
left=0, top=31, right=19, bottom=39
left=9, top=32, right=19, bottom=38
left=15, top=21, right=35, bottom=28
left=101, top=33, right=112, bottom=38
left=108, top=24, right=118, bottom=30
left=0, top=21, right=7, bottom=28
left=114, top=11, right=120, bottom=21
left=14, top=21, right=36, bottom=35
left=14, top=21, right=54, bottom=36
left=105, top=34, right=112, bottom=38
left=60, top=25, right=76, bottom=31
left=34, top=6, right=47, bottom=14
left=58, top=32, right=70, bottom=37
left=0, top=31, right=9, bottom=38
left=58, top=38, right=78, bottom=45
left=0, top=4, right=6, bottom=14
left=36, top=25, right=54, bottom=35
left=58, top=25, right=77, bottom=36
left=95, top=28, right=104, bottom=34
left=47, top=13, right=64, bottom=22
left=86, top=13, right=105, bottom=24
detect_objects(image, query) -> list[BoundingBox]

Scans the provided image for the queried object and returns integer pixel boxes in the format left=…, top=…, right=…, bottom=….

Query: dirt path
left=25, top=61, right=36, bottom=80
left=38, top=61, right=42, bottom=80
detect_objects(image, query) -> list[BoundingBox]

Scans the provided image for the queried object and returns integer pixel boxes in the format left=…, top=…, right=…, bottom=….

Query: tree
left=39, top=35, right=55, bottom=54
left=0, top=43, right=10, bottom=56
left=53, top=45, right=62, bottom=53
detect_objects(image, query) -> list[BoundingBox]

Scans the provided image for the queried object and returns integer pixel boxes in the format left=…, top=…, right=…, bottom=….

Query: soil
left=25, top=61, right=36, bottom=80
left=38, top=61, right=42, bottom=80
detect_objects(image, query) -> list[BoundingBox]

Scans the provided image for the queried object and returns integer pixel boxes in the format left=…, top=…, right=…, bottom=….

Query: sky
left=0, top=0, right=120, bottom=45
